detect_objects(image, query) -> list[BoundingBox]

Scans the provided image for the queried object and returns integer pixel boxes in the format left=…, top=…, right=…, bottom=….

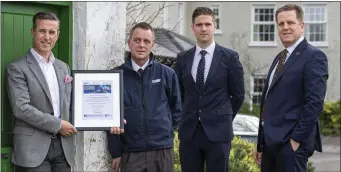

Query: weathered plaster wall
left=72, top=2, right=126, bottom=171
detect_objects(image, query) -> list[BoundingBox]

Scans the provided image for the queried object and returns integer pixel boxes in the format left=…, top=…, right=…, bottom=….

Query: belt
left=51, top=133, right=61, bottom=139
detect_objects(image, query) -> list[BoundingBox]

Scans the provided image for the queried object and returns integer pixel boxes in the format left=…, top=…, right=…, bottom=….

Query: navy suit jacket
left=257, top=38, right=328, bottom=153
left=175, top=44, right=245, bottom=142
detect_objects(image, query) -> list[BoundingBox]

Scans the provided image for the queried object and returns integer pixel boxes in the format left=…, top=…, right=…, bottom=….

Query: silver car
left=233, top=114, right=259, bottom=143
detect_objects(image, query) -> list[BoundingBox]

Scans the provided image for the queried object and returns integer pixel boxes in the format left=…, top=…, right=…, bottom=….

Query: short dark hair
left=32, top=12, right=60, bottom=29
left=192, top=7, right=216, bottom=24
left=129, top=22, right=154, bottom=39
left=275, top=4, right=304, bottom=22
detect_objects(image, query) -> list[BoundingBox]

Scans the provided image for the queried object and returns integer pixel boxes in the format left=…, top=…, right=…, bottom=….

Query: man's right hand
left=112, top=157, right=121, bottom=172
left=253, top=148, right=262, bottom=165
left=59, top=120, right=77, bottom=137
left=110, top=119, right=127, bottom=134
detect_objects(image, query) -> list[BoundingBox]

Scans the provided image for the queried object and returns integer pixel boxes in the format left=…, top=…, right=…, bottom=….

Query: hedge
left=173, top=133, right=315, bottom=172
left=239, top=100, right=341, bottom=136
left=320, top=100, right=341, bottom=136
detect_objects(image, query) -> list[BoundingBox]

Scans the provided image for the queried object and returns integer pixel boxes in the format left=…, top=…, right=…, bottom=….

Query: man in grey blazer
left=6, top=12, right=77, bottom=172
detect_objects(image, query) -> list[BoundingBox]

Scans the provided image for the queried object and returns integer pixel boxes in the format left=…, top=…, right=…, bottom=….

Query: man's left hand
left=290, top=138, right=300, bottom=152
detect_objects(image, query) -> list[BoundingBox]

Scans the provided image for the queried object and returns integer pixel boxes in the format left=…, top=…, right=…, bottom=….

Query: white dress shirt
left=266, top=36, right=304, bottom=96
left=191, top=41, right=216, bottom=83
left=30, top=48, right=60, bottom=119
left=132, top=58, right=150, bottom=74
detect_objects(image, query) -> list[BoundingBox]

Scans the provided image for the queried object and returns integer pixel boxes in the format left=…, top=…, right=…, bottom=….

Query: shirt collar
left=131, top=58, right=150, bottom=72
left=286, top=36, right=304, bottom=55
left=30, top=48, right=55, bottom=64
left=195, top=41, right=216, bottom=56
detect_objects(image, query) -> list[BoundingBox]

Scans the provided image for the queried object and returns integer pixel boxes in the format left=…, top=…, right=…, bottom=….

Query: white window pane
left=306, top=23, right=326, bottom=42
left=304, top=32, right=309, bottom=40
left=253, top=33, right=259, bottom=41
left=259, top=8, right=264, bottom=14
left=254, top=24, right=259, bottom=32
left=321, top=32, right=326, bottom=42
left=263, top=13, right=268, bottom=21
left=316, top=34, right=320, bottom=41
left=270, top=13, right=274, bottom=21
left=260, top=14, right=264, bottom=21
left=311, top=24, right=316, bottom=33
left=216, top=18, right=220, bottom=29
left=321, top=9, right=326, bottom=21
left=213, top=9, right=219, bottom=16
left=264, top=8, right=268, bottom=14
left=309, top=14, right=314, bottom=21
left=305, top=23, right=310, bottom=32
left=316, top=7, right=321, bottom=14
left=305, top=7, right=310, bottom=14
left=270, top=33, right=274, bottom=41
left=304, top=14, right=309, bottom=21
left=316, top=15, right=321, bottom=21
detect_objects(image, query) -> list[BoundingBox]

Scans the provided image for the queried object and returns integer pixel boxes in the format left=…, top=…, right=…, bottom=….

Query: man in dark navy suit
left=175, top=7, right=245, bottom=172
left=254, top=4, right=328, bottom=172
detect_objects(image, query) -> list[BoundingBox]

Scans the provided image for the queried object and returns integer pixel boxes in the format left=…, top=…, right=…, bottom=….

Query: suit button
left=199, top=96, right=202, bottom=99
left=198, top=110, right=201, bottom=113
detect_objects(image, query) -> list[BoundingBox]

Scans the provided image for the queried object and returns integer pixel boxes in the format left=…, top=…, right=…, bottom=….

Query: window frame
left=250, top=74, right=267, bottom=108
left=302, top=3, right=328, bottom=47
left=210, top=4, right=222, bottom=34
left=250, top=4, right=277, bottom=47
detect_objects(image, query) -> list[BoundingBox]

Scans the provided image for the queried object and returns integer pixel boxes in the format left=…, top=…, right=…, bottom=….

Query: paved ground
left=310, top=136, right=340, bottom=172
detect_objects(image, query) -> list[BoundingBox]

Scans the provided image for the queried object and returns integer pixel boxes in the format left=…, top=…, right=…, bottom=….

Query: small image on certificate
left=82, top=80, right=113, bottom=120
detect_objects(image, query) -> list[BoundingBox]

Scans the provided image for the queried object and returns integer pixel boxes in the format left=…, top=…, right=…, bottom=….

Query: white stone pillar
left=72, top=2, right=126, bottom=171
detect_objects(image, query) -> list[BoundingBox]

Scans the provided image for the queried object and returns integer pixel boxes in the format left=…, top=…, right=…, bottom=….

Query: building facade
left=135, top=2, right=340, bottom=105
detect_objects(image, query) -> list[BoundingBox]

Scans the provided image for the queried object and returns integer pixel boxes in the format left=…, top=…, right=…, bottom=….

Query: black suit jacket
left=257, top=38, right=327, bottom=153
left=175, top=43, right=245, bottom=142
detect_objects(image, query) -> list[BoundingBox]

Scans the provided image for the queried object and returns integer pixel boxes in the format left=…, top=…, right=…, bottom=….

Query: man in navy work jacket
left=108, top=22, right=182, bottom=172
left=175, top=7, right=245, bottom=172
left=253, top=4, right=328, bottom=172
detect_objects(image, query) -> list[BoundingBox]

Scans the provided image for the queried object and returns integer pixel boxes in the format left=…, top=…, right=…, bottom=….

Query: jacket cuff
left=111, top=151, right=122, bottom=159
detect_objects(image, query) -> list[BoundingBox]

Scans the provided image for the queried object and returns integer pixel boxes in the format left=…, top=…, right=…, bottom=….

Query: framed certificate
left=71, top=70, right=124, bottom=131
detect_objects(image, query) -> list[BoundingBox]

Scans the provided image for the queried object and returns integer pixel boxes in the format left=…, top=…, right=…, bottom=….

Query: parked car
left=233, top=114, right=259, bottom=143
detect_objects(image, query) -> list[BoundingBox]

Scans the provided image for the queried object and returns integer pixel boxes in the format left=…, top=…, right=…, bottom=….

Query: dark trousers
left=15, top=135, right=70, bottom=172
left=120, top=148, right=174, bottom=172
left=261, top=140, right=314, bottom=172
left=179, top=126, right=231, bottom=172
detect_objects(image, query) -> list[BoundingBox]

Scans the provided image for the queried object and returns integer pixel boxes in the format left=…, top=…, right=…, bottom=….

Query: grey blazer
left=6, top=51, right=74, bottom=167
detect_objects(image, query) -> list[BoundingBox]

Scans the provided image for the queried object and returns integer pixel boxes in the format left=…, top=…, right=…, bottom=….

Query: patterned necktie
left=261, top=49, right=288, bottom=122
left=138, top=68, right=144, bottom=77
left=196, top=50, right=207, bottom=91
left=269, top=49, right=288, bottom=89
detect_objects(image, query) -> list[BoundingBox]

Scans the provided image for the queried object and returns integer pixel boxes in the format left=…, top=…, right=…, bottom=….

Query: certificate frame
left=71, top=70, right=124, bottom=131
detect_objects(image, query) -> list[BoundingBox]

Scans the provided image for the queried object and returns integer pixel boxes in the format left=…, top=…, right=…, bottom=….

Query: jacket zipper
left=140, top=72, right=148, bottom=149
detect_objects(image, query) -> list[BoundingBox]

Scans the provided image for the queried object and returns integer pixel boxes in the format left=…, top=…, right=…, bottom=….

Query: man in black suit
left=254, top=4, right=328, bottom=172
left=175, top=7, right=245, bottom=172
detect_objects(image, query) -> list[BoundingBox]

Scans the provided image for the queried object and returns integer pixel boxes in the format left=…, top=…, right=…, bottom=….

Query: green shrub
left=229, top=136, right=259, bottom=172
left=320, top=100, right=341, bottom=136
left=173, top=134, right=315, bottom=172
left=238, top=102, right=261, bottom=117
left=240, top=100, right=341, bottom=136
left=307, top=161, right=315, bottom=172
left=174, top=132, right=181, bottom=172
